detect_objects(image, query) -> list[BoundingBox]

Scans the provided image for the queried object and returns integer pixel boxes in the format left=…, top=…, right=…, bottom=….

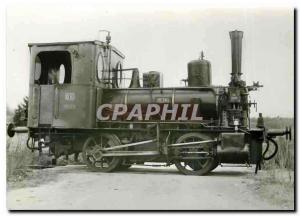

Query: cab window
left=34, top=51, right=71, bottom=85
left=58, top=64, right=66, bottom=84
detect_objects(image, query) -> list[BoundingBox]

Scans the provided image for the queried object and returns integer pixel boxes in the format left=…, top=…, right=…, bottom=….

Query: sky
left=6, top=3, right=294, bottom=118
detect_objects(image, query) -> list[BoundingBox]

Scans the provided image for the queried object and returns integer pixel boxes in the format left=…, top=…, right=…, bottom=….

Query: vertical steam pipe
left=229, top=30, right=243, bottom=86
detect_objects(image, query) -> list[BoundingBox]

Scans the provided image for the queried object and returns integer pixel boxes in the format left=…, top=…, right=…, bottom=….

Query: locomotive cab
left=27, top=41, right=124, bottom=130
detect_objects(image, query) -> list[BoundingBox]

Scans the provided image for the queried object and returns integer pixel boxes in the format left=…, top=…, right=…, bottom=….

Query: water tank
left=143, top=71, right=163, bottom=88
left=187, top=52, right=211, bottom=87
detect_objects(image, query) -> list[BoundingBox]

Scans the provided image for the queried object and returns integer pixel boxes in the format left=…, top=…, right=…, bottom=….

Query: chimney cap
left=229, top=30, right=243, bottom=39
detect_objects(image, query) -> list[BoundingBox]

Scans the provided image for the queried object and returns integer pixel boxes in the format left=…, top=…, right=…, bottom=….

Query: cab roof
left=28, top=40, right=105, bottom=47
left=28, top=40, right=125, bottom=58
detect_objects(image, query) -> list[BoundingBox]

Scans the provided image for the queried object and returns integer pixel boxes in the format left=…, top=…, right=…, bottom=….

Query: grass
left=6, top=132, right=82, bottom=184
left=6, top=134, right=38, bottom=182
left=250, top=117, right=294, bottom=206
left=250, top=117, right=294, bottom=171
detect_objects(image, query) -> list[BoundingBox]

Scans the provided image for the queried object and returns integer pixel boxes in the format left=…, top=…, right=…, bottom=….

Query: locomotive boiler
left=7, top=30, right=291, bottom=175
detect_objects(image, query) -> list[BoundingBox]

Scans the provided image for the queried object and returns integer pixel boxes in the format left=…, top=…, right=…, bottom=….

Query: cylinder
left=229, top=30, right=243, bottom=84
left=187, top=53, right=211, bottom=87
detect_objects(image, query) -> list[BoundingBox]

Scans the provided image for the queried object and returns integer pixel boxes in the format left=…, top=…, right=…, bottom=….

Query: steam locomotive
left=7, top=30, right=291, bottom=175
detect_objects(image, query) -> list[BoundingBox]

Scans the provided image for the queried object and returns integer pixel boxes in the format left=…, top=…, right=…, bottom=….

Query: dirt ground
left=6, top=164, right=294, bottom=210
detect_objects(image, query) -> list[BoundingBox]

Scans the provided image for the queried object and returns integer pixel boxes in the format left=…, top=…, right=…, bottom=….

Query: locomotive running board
left=168, top=139, right=218, bottom=148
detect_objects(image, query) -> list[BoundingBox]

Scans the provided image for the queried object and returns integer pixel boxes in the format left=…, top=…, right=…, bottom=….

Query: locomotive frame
left=7, top=30, right=291, bottom=175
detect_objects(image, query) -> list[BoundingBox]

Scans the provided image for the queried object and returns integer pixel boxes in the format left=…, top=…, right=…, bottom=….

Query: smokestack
left=229, top=30, right=243, bottom=85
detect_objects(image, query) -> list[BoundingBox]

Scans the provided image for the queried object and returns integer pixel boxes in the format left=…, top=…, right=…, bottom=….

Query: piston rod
left=102, top=139, right=156, bottom=151
left=168, top=139, right=218, bottom=148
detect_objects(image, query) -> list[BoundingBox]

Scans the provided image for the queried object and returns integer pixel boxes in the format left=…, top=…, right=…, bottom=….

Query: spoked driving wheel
left=174, top=133, right=216, bottom=176
left=82, top=134, right=122, bottom=172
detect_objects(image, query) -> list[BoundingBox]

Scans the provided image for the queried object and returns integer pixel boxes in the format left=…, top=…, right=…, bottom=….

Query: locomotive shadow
left=207, top=170, right=249, bottom=177
left=114, top=166, right=250, bottom=177
left=58, top=165, right=251, bottom=177
left=117, top=166, right=181, bottom=176
left=63, top=165, right=181, bottom=176
left=117, top=168, right=249, bottom=177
